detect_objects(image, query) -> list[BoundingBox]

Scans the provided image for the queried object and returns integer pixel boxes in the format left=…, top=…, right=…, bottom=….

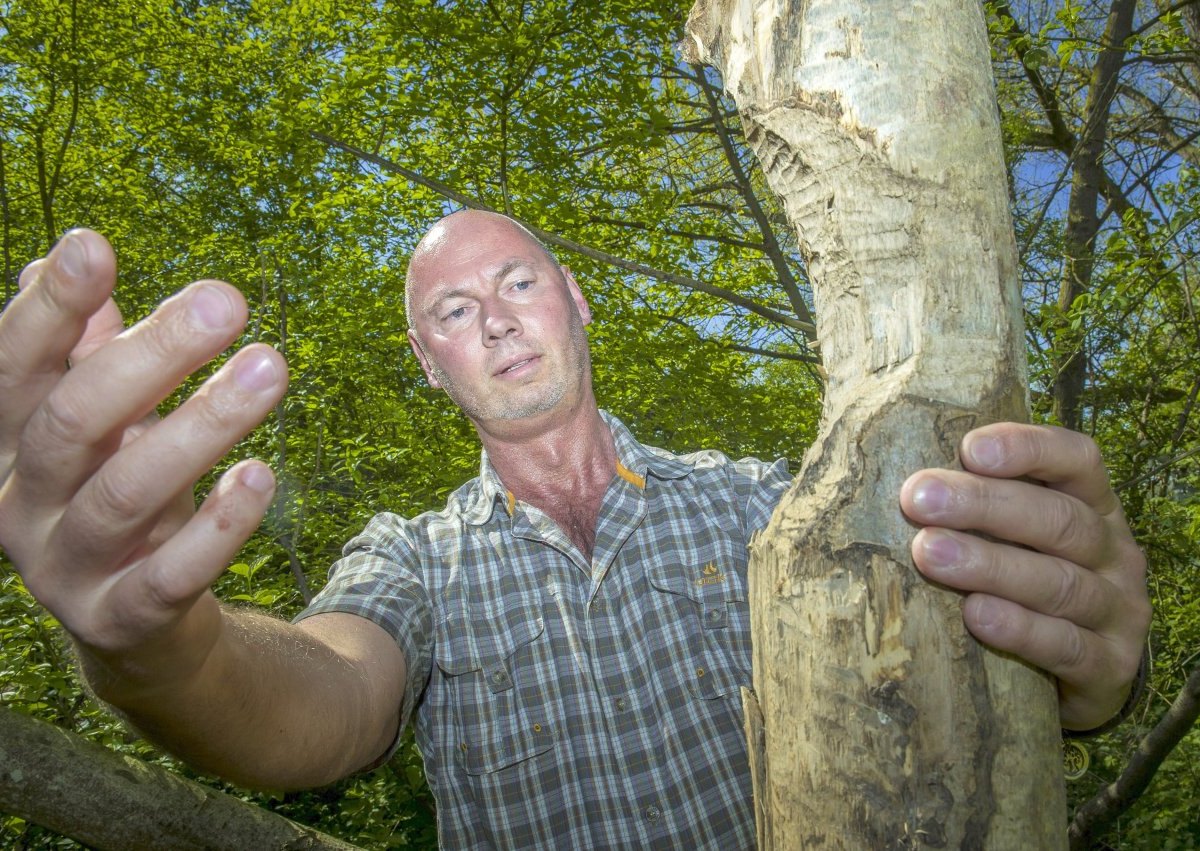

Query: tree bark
left=0, top=706, right=359, bottom=851
left=684, top=1, right=1066, bottom=847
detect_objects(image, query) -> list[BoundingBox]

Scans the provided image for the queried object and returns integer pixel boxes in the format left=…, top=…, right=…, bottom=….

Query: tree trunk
left=684, top=1, right=1066, bottom=847
left=0, top=706, right=360, bottom=851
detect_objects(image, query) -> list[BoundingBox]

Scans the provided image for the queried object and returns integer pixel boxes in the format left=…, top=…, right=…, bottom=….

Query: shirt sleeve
left=292, top=512, right=434, bottom=740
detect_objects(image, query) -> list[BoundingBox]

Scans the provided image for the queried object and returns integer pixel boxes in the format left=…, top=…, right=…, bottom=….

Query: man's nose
left=482, top=300, right=522, bottom=343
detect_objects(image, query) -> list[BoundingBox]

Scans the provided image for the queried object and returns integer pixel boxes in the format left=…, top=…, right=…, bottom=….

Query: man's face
left=406, top=214, right=594, bottom=427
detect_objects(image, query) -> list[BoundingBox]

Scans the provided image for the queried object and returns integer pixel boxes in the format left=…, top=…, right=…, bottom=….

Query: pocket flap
left=435, top=603, right=545, bottom=675
left=646, top=560, right=744, bottom=604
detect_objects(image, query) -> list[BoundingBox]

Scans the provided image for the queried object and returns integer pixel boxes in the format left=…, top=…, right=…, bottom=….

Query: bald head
left=405, top=210, right=558, bottom=329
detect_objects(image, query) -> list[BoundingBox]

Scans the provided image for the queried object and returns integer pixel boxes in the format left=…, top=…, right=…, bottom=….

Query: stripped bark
left=684, top=1, right=1066, bottom=846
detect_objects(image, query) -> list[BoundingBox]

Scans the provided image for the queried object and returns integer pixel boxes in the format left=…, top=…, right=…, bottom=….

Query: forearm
left=78, top=601, right=399, bottom=790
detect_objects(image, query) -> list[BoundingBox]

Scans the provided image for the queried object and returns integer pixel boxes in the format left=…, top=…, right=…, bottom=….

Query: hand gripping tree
left=683, top=1, right=1067, bottom=847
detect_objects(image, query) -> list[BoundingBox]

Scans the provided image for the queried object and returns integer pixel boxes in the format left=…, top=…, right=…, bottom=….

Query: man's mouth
left=497, top=356, right=537, bottom=376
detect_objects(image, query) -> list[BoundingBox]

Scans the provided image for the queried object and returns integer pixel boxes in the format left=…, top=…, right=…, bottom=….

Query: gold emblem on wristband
left=1063, top=740, right=1090, bottom=780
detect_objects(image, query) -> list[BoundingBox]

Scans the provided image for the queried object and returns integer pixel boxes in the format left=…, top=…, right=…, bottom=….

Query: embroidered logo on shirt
left=695, top=562, right=726, bottom=586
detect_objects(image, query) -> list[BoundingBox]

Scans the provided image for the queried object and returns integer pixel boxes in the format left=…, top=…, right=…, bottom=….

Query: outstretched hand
left=0, top=230, right=288, bottom=692
left=901, top=423, right=1151, bottom=732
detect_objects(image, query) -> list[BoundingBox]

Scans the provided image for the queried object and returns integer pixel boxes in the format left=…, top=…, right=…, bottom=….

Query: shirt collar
left=460, top=410, right=694, bottom=526
left=600, top=410, right=693, bottom=484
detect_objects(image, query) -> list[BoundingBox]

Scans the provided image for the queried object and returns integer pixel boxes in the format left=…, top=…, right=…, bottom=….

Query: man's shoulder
left=640, top=440, right=789, bottom=485
left=356, top=474, right=493, bottom=543
left=604, top=410, right=787, bottom=482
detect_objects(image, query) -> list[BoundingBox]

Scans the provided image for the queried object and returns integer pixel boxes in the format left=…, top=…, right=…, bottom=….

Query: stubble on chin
left=431, top=318, right=590, bottom=423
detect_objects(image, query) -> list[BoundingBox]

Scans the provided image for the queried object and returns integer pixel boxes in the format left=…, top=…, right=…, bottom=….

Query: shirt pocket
left=434, top=599, right=558, bottom=775
left=645, top=536, right=752, bottom=700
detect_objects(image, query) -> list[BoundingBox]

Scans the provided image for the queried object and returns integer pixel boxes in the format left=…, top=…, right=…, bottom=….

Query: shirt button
left=615, top=697, right=628, bottom=711
left=490, top=670, right=509, bottom=686
left=644, top=805, right=662, bottom=822
left=706, top=608, right=724, bottom=624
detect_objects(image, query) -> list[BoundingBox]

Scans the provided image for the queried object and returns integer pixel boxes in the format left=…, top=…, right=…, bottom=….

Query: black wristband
left=1062, top=643, right=1150, bottom=739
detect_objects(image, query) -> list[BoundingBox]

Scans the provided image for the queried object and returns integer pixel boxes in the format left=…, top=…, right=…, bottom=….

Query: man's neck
left=474, top=402, right=618, bottom=556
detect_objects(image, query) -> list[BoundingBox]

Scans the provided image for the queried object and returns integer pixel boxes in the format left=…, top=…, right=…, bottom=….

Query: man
left=0, top=212, right=1150, bottom=847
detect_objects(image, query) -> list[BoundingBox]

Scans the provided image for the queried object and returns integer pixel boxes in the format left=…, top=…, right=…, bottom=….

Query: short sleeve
left=293, top=512, right=434, bottom=738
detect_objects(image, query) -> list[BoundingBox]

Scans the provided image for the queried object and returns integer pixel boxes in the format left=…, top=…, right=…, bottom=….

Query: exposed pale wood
left=684, top=1, right=1066, bottom=846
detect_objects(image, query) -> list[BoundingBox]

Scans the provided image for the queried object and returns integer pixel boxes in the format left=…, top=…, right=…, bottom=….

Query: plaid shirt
left=297, top=413, right=791, bottom=849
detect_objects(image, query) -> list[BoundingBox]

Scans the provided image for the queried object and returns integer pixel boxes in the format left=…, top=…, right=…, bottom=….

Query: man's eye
left=512, top=280, right=533, bottom=292
left=446, top=306, right=467, bottom=321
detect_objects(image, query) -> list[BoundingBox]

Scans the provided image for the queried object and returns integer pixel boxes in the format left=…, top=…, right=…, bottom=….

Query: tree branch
left=0, top=707, right=358, bottom=850
left=689, top=65, right=816, bottom=333
left=309, top=132, right=815, bottom=336
left=586, top=214, right=766, bottom=251
left=1068, top=662, right=1200, bottom=850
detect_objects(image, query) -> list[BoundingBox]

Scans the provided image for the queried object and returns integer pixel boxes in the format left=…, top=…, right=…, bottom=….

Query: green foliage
left=1, top=0, right=1197, bottom=847
left=992, top=1, right=1200, bottom=846
left=0, top=0, right=819, bottom=846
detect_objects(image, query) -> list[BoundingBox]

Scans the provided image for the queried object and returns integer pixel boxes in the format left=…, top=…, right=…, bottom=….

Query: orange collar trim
left=506, top=462, right=644, bottom=517
left=616, top=461, right=646, bottom=490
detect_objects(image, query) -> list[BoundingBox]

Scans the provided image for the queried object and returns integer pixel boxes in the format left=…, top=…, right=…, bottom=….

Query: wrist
left=1062, top=643, right=1150, bottom=739
left=75, top=592, right=225, bottom=707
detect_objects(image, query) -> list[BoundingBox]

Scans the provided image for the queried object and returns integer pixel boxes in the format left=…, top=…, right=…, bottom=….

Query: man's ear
left=561, top=266, right=592, bottom=326
left=407, top=329, right=442, bottom=388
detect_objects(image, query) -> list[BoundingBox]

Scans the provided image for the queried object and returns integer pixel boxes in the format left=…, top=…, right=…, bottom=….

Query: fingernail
left=58, top=233, right=87, bottom=278
left=967, top=596, right=1001, bottom=631
left=234, top=351, right=278, bottom=391
left=239, top=463, right=275, bottom=494
left=967, top=435, right=1003, bottom=469
left=910, top=478, right=950, bottom=515
left=189, top=285, right=233, bottom=329
left=921, top=531, right=962, bottom=568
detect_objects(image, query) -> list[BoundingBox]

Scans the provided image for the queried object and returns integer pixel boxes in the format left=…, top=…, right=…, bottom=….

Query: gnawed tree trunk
left=0, top=707, right=359, bottom=850
left=684, top=2, right=1066, bottom=847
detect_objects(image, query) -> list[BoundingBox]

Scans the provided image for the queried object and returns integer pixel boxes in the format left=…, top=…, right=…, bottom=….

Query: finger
left=958, top=593, right=1138, bottom=729
left=90, top=460, right=277, bottom=652
left=900, top=468, right=1112, bottom=568
left=0, top=232, right=117, bottom=446
left=53, top=344, right=287, bottom=571
left=15, top=281, right=249, bottom=506
left=72, top=297, right=128, bottom=364
left=53, top=230, right=127, bottom=364
left=961, top=593, right=1091, bottom=682
left=959, top=423, right=1121, bottom=517
left=912, top=527, right=1119, bottom=630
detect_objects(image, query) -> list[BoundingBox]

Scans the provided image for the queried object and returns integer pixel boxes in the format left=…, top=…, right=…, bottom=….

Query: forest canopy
left=0, top=0, right=1197, bottom=847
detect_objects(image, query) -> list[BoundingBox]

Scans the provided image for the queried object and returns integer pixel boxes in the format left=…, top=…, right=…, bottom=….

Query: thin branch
left=1068, top=662, right=1200, bottom=849
left=586, top=214, right=766, bottom=251
left=690, top=65, right=816, bottom=333
left=656, top=311, right=821, bottom=364
left=0, top=138, right=13, bottom=306
left=1115, top=444, right=1200, bottom=492
left=725, top=341, right=821, bottom=364
left=310, top=132, right=815, bottom=335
